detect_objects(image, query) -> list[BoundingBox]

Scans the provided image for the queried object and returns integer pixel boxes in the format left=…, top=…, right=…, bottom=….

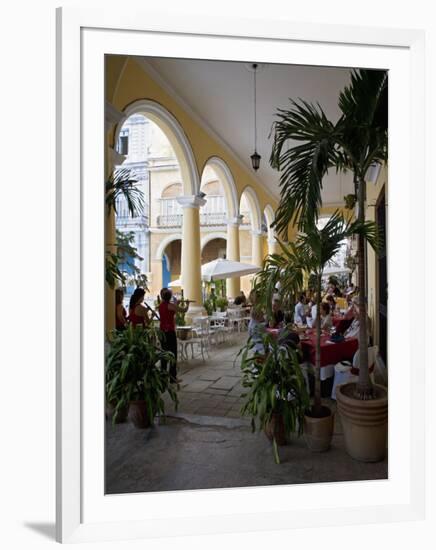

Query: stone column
left=226, top=215, right=243, bottom=299
left=177, top=195, right=207, bottom=314
left=252, top=230, right=266, bottom=268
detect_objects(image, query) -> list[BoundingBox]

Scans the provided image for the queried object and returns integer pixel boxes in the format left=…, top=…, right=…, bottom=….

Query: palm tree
left=254, top=212, right=377, bottom=416
left=270, top=69, right=387, bottom=399
left=105, top=168, right=145, bottom=288
left=105, top=167, right=145, bottom=218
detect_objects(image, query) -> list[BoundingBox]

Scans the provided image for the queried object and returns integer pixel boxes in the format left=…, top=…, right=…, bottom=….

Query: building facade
left=115, top=114, right=264, bottom=299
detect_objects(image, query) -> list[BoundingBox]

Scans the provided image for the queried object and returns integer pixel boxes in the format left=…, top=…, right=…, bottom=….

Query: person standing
left=158, top=288, right=190, bottom=384
left=294, top=294, right=307, bottom=325
left=115, top=288, right=128, bottom=330
left=128, top=288, right=150, bottom=327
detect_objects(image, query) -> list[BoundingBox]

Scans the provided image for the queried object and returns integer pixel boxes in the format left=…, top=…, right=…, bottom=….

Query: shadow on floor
left=23, top=522, right=56, bottom=541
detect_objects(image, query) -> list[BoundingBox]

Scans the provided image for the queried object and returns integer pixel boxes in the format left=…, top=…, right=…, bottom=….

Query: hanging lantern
left=250, top=151, right=261, bottom=171
left=250, top=63, right=261, bottom=171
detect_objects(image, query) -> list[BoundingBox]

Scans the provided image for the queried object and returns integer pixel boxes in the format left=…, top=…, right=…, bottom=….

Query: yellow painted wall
left=106, top=57, right=278, bottom=215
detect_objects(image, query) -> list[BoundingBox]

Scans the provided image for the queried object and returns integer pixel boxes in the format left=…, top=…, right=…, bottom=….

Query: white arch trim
left=240, top=185, right=262, bottom=232
left=263, top=204, right=277, bottom=240
left=203, top=157, right=239, bottom=218
left=201, top=232, right=227, bottom=251
left=114, top=100, right=200, bottom=195
left=155, top=234, right=182, bottom=261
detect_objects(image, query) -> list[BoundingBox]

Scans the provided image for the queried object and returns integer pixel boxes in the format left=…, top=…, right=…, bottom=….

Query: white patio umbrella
left=200, top=258, right=260, bottom=282
left=322, top=265, right=351, bottom=277
left=168, top=258, right=260, bottom=287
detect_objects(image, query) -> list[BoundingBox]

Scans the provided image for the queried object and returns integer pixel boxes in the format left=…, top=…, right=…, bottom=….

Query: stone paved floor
left=106, top=331, right=388, bottom=494
left=162, top=331, right=248, bottom=418
left=106, top=414, right=387, bottom=494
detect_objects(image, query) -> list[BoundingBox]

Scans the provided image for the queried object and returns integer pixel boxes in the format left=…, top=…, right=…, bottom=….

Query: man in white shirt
left=294, top=294, right=307, bottom=325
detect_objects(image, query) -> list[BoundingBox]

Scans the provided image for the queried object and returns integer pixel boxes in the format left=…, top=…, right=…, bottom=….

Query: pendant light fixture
left=250, top=63, right=261, bottom=171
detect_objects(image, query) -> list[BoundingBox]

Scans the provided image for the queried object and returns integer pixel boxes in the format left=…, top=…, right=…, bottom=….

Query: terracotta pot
left=304, top=406, right=334, bottom=452
left=336, top=382, right=388, bottom=462
left=128, top=400, right=153, bottom=429
left=106, top=401, right=128, bottom=423
left=264, top=413, right=287, bottom=446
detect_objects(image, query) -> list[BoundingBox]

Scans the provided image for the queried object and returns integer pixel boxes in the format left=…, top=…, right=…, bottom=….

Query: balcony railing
left=157, top=212, right=231, bottom=227
left=116, top=213, right=149, bottom=227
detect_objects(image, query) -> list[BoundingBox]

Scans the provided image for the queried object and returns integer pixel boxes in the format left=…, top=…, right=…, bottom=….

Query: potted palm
left=239, top=331, right=310, bottom=464
left=296, top=213, right=378, bottom=451
left=253, top=213, right=377, bottom=451
left=106, top=324, right=178, bottom=428
left=269, top=68, right=388, bottom=461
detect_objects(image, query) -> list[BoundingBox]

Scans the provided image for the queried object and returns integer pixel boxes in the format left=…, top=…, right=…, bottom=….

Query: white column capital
left=226, top=215, right=244, bottom=227
left=268, top=237, right=278, bottom=245
left=177, top=195, right=207, bottom=209
left=251, top=229, right=267, bottom=237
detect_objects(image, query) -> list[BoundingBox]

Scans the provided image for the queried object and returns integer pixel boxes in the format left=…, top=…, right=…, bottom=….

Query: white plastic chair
left=331, top=346, right=377, bottom=399
left=227, top=307, right=245, bottom=333
left=209, top=311, right=229, bottom=344
left=189, top=317, right=211, bottom=360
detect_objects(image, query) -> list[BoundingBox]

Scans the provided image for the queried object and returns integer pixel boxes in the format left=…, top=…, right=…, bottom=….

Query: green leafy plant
left=105, top=169, right=145, bottom=289
left=269, top=68, right=387, bottom=399
left=105, top=249, right=126, bottom=289
left=105, top=168, right=145, bottom=218
left=175, top=308, right=186, bottom=327
left=239, top=332, right=310, bottom=464
left=106, top=325, right=178, bottom=424
left=252, top=212, right=378, bottom=417
left=296, top=212, right=378, bottom=414
left=203, top=299, right=214, bottom=316
left=215, top=296, right=228, bottom=312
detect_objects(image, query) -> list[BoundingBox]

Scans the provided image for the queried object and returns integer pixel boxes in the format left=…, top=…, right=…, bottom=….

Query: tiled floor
left=163, top=331, right=248, bottom=418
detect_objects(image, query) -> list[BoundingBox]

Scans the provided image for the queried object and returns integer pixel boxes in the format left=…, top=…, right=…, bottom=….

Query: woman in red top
left=128, top=288, right=150, bottom=327
left=115, top=288, right=127, bottom=330
left=158, top=288, right=189, bottom=383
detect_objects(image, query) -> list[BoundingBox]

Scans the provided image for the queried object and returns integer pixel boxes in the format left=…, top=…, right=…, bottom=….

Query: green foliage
left=116, top=229, right=144, bottom=276
left=269, top=68, right=388, bottom=234
left=105, top=168, right=145, bottom=218
left=239, top=333, right=310, bottom=463
left=104, top=167, right=146, bottom=289
left=328, top=275, right=340, bottom=287
left=344, top=193, right=357, bottom=210
left=175, top=309, right=186, bottom=327
left=105, top=250, right=126, bottom=289
left=253, top=240, right=305, bottom=319
left=296, top=211, right=379, bottom=277
left=215, top=296, right=228, bottom=312
left=203, top=299, right=214, bottom=316
left=308, top=273, right=318, bottom=291
left=106, top=325, right=178, bottom=424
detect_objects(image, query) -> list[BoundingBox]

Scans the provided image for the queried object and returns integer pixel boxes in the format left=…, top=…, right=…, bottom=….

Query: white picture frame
left=56, top=6, right=426, bottom=544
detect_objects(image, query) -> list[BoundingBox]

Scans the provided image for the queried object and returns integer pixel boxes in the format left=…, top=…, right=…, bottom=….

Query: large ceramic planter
left=304, top=406, right=334, bottom=452
left=264, top=413, right=287, bottom=446
left=336, top=382, right=388, bottom=462
left=128, top=400, right=153, bottom=429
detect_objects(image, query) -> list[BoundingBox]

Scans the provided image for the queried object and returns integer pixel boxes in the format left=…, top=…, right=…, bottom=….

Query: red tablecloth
left=301, top=331, right=358, bottom=367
